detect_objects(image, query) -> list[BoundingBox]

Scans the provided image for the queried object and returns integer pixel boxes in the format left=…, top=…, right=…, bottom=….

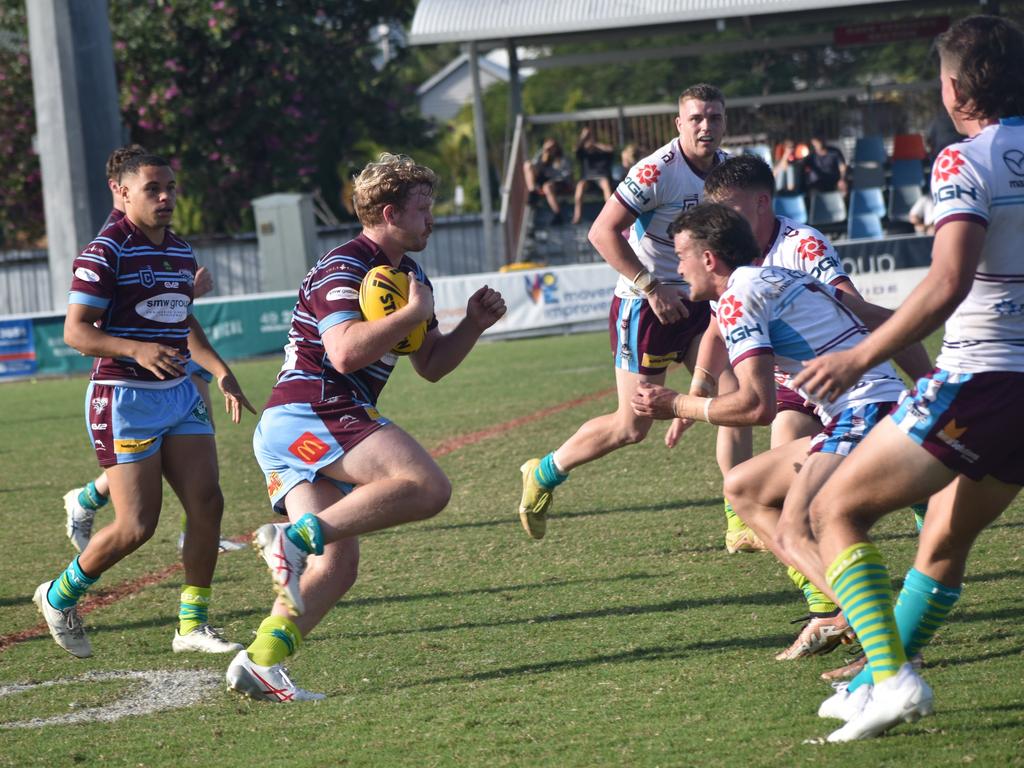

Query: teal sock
left=285, top=513, right=324, bottom=555
left=847, top=567, right=961, bottom=691
left=47, top=557, right=98, bottom=610
left=535, top=452, right=569, bottom=490
left=78, top=480, right=109, bottom=512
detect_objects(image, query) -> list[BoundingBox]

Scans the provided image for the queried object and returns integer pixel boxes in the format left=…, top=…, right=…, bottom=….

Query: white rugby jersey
left=930, top=119, right=1024, bottom=372
left=761, top=217, right=850, bottom=286
left=612, top=139, right=727, bottom=299
left=718, top=265, right=905, bottom=422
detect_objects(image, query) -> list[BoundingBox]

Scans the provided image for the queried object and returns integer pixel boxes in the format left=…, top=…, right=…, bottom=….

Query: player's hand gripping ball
left=358, top=266, right=427, bottom=355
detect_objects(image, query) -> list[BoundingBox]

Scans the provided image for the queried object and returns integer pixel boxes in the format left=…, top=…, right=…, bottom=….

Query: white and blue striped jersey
left=612, top=138, right=726, bottom=299
left=718, top=265, right=905, bottom=421
left=930, top=119, right=1024, bottom=372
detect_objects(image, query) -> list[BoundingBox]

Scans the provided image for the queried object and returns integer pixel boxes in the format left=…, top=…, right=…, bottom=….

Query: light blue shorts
left=253, top=400, right=388, bottom=514
left=85, top=379, right=214, bottom=467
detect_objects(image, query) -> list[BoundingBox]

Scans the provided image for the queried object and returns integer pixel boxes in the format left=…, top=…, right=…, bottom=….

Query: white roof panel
left=409, top=0, right=907, bottom=45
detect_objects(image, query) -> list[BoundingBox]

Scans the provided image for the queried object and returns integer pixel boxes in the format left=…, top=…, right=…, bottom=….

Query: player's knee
left=118, top=516, right=159, bottom=548
left=617, top=420, right=651, bottom=447
left=413, top=472, right=452, bottom=520
left=722, top=465, right=752, bottom=505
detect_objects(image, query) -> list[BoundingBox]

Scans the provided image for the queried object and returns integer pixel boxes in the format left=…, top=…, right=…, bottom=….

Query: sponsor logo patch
left=91, top=397, right=109, bottom=415
left=114, top=437, right=158, bottom=454
left=717, top=295, right=745, bottom=328
left=74, top=267, right=101, bottom=283
left=635, top=163, right=660, bottom=186
left=797, top=236, right=827, bottom=262
left=139, top=266, right=156, bottom=288
left=932, top=148, right=964, bottom=182
left=640, top=352, right=678, bottom=369
left=135, top=293, right=190, bottom=323
left=326, top=286, right=359, bottom=301
left=288, top=432, right=330, bottom=464
left=267, top=471, right=283, bottom=498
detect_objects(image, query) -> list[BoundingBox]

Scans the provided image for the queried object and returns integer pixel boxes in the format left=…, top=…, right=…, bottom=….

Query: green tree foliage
left=113, top=0, right=426, bottom=233
left=0, top=0, right=430, bottom=242
left=0, top=2, right=42, bottom=247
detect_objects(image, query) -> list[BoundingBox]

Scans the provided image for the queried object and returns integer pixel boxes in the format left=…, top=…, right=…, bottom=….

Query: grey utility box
left=252, top=193, right=318, bottom=292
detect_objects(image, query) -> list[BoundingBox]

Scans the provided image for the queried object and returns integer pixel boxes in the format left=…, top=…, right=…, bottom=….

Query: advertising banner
left=0, top=318, right=37, bottom=378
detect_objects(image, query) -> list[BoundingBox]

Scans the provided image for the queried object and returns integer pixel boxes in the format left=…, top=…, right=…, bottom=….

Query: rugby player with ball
left=227, top=153, right=506, bottom=701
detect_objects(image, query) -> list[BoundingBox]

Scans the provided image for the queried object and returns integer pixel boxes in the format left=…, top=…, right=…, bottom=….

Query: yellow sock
left=178, top=585, right=211, bottom=635
left=247, top=615, right=302, bottom=667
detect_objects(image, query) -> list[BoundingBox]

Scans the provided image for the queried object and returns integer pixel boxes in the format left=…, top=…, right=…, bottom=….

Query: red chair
left=892, top=133, right=927, bottom=160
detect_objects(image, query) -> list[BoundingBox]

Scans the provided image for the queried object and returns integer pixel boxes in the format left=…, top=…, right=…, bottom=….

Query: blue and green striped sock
left=847, top=567, right=961, bottom=691
left=534, top=452, right=569, bottom=490
left=78, top=480, right=108, bottom=512
left=827, top=542, right=906, bottom=685
left=285, top=513, right=324, bottom=555
left=247, top=615, right=302, bottom=667
left=787, top=566, right=837, bottom=615
left=178, top=585, right=212, bottom=635
left=47, top=557, right=98, bottom=610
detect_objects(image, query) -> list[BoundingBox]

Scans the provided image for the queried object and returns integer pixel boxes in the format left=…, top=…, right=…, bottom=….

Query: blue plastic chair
left=891, top=159, right=925, bottom=188
left=808, top=190, right=847, bottom=227
left=853, top=136, right=887, bottom=165
left=849, top=187, right=886, bottom=218
left=847, top=212, right=884, bottom=239
left=773, top=194, right=808, bottom=224
left=889, top=185, right=923, bottom=223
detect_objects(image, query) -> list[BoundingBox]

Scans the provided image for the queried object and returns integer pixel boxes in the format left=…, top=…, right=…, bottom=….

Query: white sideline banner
left=430, top=262, right=930, bottom=337
left=431, top=262, right=619, bottom=337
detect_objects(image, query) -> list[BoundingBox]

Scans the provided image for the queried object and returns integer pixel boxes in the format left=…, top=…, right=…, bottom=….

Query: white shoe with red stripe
left=225, top=649, right=324, bottom=703
left=253, top=523, right=307, bottom=616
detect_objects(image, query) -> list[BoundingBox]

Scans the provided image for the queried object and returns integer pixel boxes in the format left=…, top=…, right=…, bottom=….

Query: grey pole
left=468, top=41, right=497, bottom=267
left=27, top=0, right=121, bottom=313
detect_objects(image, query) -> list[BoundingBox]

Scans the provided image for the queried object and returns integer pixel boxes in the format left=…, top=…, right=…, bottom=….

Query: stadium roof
left=408, top=0, right=913, bottom=46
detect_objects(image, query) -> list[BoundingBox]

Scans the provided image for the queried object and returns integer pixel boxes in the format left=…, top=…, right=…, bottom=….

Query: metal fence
left=0, top=213, right=501, bottom=315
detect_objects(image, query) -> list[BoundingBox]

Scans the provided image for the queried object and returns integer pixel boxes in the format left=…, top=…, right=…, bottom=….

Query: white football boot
left=172, top=624, right=244, bottom=653
left=33, top=581, right=92, bottom=658
left=63, top=489, right=96, bottom=554
left=827, top=663, right=933, bottom=742
left=818, top=681, right=872, bottom=721
left=225, top=650, right=324, bottom=702
left=253, top=523, right=307, bottom=615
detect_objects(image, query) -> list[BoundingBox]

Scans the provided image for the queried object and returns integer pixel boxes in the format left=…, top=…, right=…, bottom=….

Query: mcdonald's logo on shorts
left=288, top=432, right=330, bottom=464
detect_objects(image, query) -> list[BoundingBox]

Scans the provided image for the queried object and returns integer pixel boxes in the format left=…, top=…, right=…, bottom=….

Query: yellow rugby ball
left=358, top=265, right=427, bottom=355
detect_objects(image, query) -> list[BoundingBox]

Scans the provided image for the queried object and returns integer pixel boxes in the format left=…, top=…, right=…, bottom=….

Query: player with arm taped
left=62, top=145, right=243, bottom=556
left=682, top=156, right=931, bottom=658
left=33, top=154, right=255, bottom=658
left=630, top=202, right=926, bottom=664
left=789, top=15, right=1024, bottom=741
left=226, top=154, right=506, bottom=701
left=517, top=84, right=727, bottom=540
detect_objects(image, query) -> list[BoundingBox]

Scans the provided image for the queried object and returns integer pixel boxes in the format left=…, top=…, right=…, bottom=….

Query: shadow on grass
left=392, top=633, right=794, bottom=690
left=377, top=497, right=723, bottom=535
left=332, top=586, right=799, bottom=641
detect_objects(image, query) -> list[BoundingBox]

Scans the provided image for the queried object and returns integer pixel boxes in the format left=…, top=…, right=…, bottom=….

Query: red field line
left=0, top=386, right=615, bottom=654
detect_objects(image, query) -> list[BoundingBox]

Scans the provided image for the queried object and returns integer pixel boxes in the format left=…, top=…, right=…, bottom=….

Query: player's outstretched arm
left=410, top=285, right=506, bottom=382
left=186, top=316, right=255, bottom=424
left=794, top=220, right=983, bottom=402
left=634, top=354, right=775, bottom=428
left=65, top=303, right=184, bottom=380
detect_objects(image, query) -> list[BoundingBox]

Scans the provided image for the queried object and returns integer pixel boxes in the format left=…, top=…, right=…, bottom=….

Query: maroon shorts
left=609, top=296, right=711, bottom=375
left=891, top=368, right=1024, bottom=485
left=776, top=383, right=817, bottom=417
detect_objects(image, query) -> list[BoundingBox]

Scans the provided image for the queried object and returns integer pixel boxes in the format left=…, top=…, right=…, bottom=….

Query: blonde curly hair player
left=226, top=152, right=507, bottom=701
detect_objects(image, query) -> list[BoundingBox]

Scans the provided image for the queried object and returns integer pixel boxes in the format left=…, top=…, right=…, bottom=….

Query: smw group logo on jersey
left=525, top=272, right=559, bottom=305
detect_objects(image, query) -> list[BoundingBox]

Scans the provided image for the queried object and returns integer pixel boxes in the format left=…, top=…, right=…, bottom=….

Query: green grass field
left=1, top=331, right=1022, bottom=767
